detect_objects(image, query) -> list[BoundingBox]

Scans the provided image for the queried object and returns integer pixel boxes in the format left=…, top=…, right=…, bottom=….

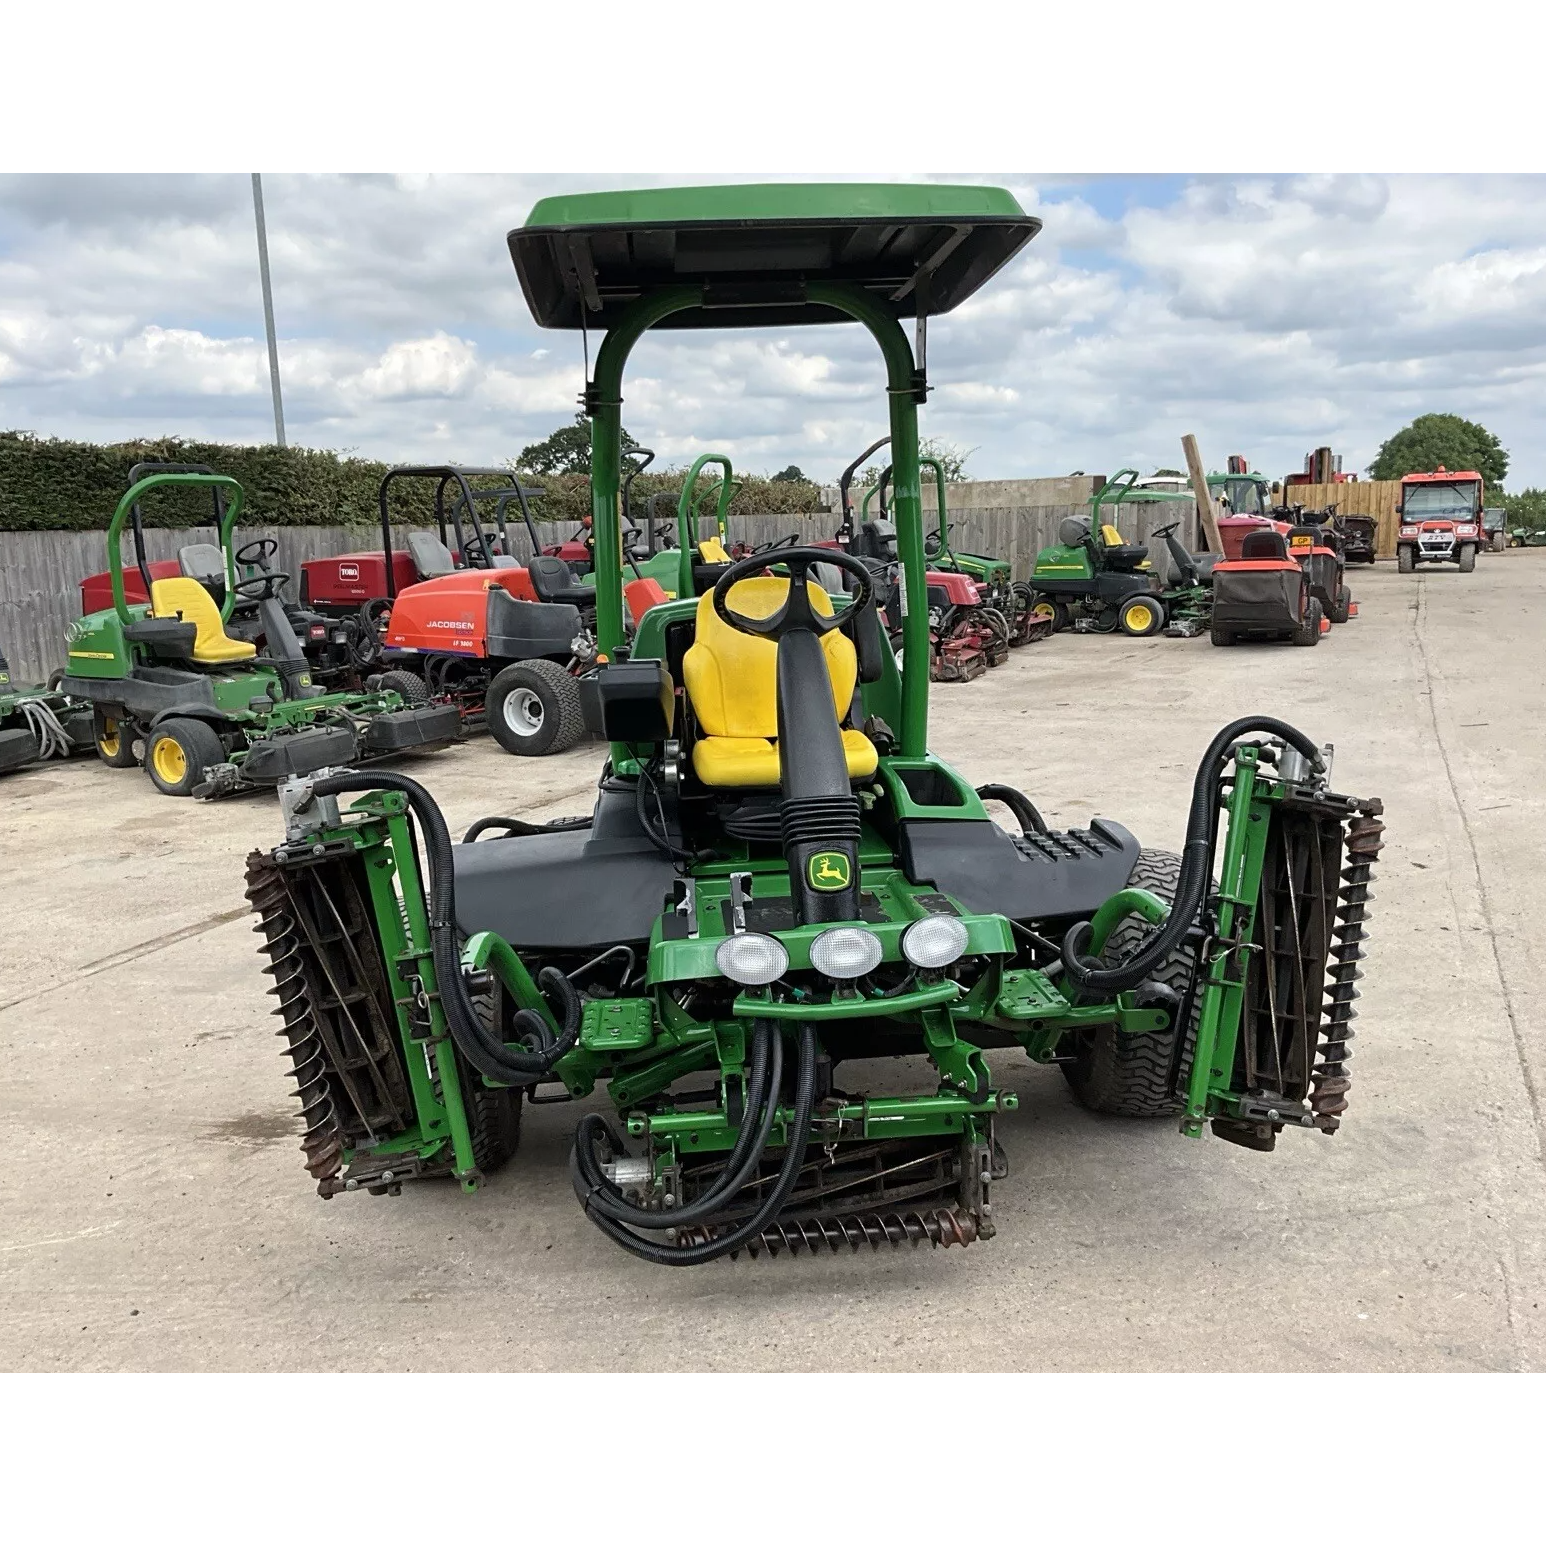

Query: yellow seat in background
left=148, top=577, right=257, bottom=665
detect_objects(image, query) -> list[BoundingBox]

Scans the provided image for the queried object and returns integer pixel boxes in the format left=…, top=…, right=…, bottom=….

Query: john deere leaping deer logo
left=808, top=851, right=852, bottom=891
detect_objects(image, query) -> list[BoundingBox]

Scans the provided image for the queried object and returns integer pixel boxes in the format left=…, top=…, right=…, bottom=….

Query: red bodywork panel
left=385, top=570, right=537, bottom=655
left=1217, top=516, right=1292, bottom=561
left=303, top=549, right=420, bottom=609
left=80, top=560, right=180, bottom=613
left=543, top=539, right=591, bottom=565
left=1212, top=559, right=1302, bottom=574
left=926, top=570, right=982, bottom=606
left=624, top=577, right=668, bottom=622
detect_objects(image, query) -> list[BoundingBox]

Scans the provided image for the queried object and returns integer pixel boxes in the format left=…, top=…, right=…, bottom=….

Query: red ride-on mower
left=1210, top=529, right=1326, bottom=648
left=361, top=467, right=667, bottom=755
left=1284, top=510, right=1354, bottom=625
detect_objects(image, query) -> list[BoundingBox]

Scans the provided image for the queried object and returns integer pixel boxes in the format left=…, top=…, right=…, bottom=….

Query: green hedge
left=0, top=430, right=825, bottom=532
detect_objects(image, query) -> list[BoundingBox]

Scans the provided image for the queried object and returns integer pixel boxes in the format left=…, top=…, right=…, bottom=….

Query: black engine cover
left=899, top=817, right=1141, bottom=926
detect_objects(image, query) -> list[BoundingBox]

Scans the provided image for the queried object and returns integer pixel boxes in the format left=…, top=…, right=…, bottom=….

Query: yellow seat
left=698, top=536, right=732, bottom=565
left=148, top=577, right=257, bottom=665
left=682, top=576, right=878, bottom=789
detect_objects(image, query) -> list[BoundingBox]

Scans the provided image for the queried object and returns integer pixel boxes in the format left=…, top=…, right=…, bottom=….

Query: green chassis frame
left=273, top=280, right=1304, bottom=1197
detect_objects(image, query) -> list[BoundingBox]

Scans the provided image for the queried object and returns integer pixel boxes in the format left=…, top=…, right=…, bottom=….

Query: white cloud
left=1, top=173, right=1544, bottom=485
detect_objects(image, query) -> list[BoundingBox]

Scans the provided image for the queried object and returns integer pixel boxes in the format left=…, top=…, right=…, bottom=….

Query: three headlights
left=714, top=914, right=969, bottom=986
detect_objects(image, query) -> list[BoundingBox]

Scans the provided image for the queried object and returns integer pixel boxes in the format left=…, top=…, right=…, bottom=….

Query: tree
left=1369, top=414, right=1509, bottom=485
left=857, top=436, right=975, bottom=485
left=769, top=464, right=806, bottom=483
left=515, top=412, right=641, bottom=476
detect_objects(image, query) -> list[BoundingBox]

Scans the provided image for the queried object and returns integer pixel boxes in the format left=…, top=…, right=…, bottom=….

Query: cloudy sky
left=1, top=173, right=1542, bottom=487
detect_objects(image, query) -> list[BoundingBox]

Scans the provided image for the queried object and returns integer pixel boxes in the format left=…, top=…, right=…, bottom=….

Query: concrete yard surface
left=2, top=553, right=1543, bottom=1371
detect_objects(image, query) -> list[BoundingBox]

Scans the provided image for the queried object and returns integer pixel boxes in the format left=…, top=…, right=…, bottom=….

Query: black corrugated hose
left=1058, top=716, right=1322, bottom=994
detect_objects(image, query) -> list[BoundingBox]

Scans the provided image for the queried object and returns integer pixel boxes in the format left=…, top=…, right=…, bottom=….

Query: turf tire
left=1457, top=543, right=1477, bottom=573
left=1030, top=594, right=1071, bottom=633
left=1060, top=848, right=1198, bottom=1117
left=144, top=716, right=226, bottom=796
left=377, top=668, right=429, bottom=704
left=486, top=659, right=585, bottom=757
left=1328, top=584, right=1351, bottom=624
left=93, top=707, right=139, bottom=767
left=1117, top=594, right=1165, bottom=636
left=1210, top=622, right=1236, bottom=647
left=1398, top=544, right=1415, bottom=574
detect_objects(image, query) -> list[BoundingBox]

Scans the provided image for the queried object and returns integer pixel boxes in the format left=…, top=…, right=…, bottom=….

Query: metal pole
left=251, top=173, right=286, bottom=447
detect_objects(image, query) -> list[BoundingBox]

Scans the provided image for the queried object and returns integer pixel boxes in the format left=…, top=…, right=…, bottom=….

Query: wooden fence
left=0, top=500, right=1197, bottom=685
left=1286, top=481, right=1402, bottom=558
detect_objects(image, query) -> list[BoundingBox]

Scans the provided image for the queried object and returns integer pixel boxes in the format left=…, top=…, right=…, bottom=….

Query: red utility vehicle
left=1396, top=467, right=1485, bottom=574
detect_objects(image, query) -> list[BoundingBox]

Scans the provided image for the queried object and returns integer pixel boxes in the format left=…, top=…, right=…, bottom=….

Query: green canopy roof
left=509, top=182, right=1040, bottom=331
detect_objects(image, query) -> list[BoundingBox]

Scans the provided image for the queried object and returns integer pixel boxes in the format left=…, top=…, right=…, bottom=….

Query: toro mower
left=921, top=456, right=1043, bottom=646
left=245, top=183, right=1382, bottom=1267
left=61, top=472, right=459, bottom=797
left=828, top=445, right=1015, bottom=680
left=1029, top=470, right=1209, bottom=636
left=1283, top=510, right=1354, bottom=624
left=1210, top=528, right=1326, bottom=648
left=1396, top=468, right=1485, bottom=574
left=0, top=645, right=94, bottom=775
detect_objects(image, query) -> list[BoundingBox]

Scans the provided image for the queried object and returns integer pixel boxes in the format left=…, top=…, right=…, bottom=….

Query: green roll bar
left=588, top=281, right=930, bottom=762
left=673, top=452, right=737, bottom=599
left=107, top=472, right=246, bottom=625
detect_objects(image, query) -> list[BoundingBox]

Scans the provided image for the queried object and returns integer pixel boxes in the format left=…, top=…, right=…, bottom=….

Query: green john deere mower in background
left=1029, top=470, right=1211, bottom=636
left=0, top=646, right=94, bottom=775
left=62, top=472, right=460, bottom=797
left=245, top=184, right=1382, bottom=1264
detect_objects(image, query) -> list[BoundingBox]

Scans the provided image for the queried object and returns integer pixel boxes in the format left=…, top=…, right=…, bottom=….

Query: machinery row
left=3, top=429, right=1486, bottom=790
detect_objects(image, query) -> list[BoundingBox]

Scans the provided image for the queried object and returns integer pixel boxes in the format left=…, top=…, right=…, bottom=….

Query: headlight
left=715, top=932, right=788, bottom=986
left=809, top=926, right=884, bottom=980
left=901, top=915, right=970, bottom=969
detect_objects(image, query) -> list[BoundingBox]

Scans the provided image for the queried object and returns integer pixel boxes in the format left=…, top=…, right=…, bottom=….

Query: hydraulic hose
left=576, top=1023, right=820, bottom=1267
left=309, top=770, right=577, bottom=1087
left=1059, top=716, right=1322, bottom=995
left=463, top=813, right=593, bottom=842
left=976, top=782, right=1049, bottom=836
left=570, top=1020, right=780, bottom=1230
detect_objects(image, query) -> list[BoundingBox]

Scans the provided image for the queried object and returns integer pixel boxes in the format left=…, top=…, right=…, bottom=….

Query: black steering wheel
left=461, top=532, right=494, bottom=566
left=750, top=532, right=801, bottom=557
left=712, top=547, right=874, bottom=640
left=233, top=570, right=291, bottom=602
left=924, top=531, right=943, bottom=558
left=1152, top=521, right=1181, bottom=538
left=235, top=537, right=280, bottom=567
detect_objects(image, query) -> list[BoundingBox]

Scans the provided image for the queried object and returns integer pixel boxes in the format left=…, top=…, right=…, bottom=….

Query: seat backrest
left=1241, top=529, right=1289, bottom=560
left=489, top=554, right=519, bottom=569
left=149, top=577, right=253, bottom=663
left=1099, top=523, right=1127, bottom=548
left=178, top=543, right=227, bottom=587
left=683, top=576, right=857, bottom=740
left=525, top=554, right=574, bottom=601
left=407, top=531, right=456, bottom=579
left=698, top=536, right=732, bottom=565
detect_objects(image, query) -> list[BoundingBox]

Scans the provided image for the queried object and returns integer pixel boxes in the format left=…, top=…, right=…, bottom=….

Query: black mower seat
left=524, top=554, right=596, bottom=608
left=178, top=543, right=228, bottom=588
left=408, top=531, right=457, bottom=580
left=682, top=576, right=877, bottom=788
left=1240, top=529, right=1290, bottom=561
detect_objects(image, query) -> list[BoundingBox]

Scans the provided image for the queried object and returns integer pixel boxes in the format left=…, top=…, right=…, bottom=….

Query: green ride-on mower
left=0, top=645, right=95, bottom=775
left=244, top=183, right=1383, bottom=1265
left=1030, top=470, right=1210, bottom=637
left=62, top=472, right=460, bottom=797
